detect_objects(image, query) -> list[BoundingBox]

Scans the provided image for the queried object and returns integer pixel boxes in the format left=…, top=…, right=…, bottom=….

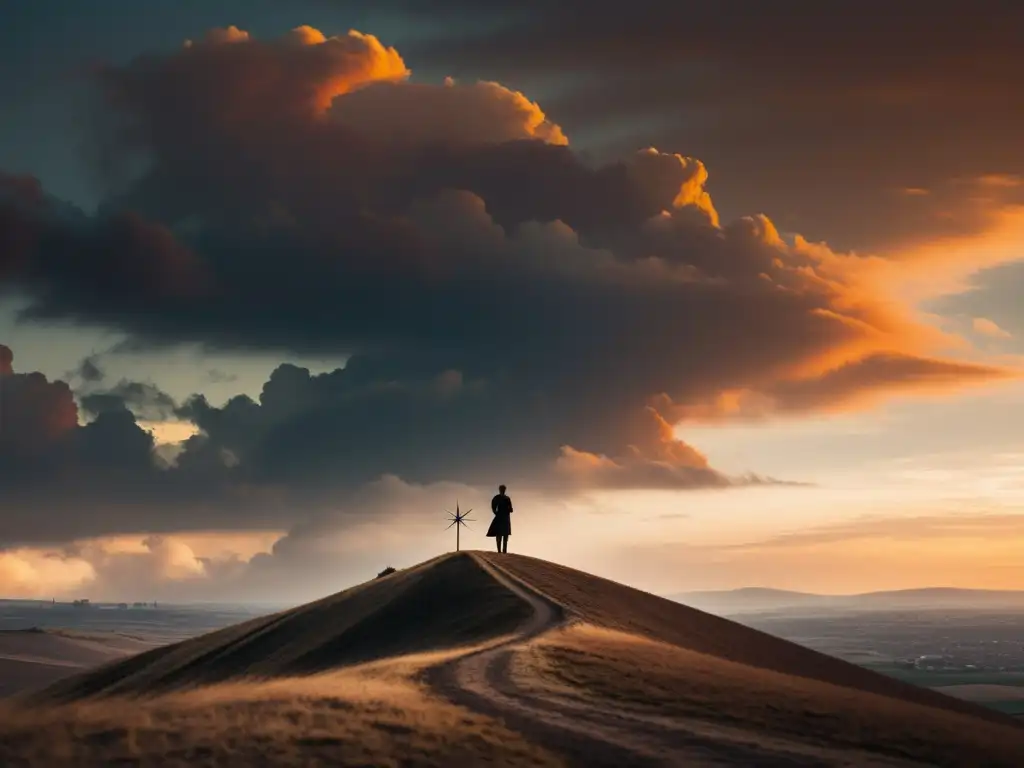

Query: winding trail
left=426, top=552, right=669, bottom=767
left=424, top=553, right=906, bottom=768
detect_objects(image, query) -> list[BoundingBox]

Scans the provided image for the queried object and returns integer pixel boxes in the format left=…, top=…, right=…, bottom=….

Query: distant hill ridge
left=671, top=585, right=1024, bottom=614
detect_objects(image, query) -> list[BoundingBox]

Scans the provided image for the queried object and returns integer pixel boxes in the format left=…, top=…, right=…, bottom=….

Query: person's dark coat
left=486, top=493, right=513, bottom=537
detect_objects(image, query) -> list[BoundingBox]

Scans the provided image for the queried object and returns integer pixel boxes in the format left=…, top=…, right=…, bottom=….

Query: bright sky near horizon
left=4, top=1, right=1024, bottom=603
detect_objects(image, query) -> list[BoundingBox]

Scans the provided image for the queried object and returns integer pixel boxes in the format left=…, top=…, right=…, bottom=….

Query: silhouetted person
left=487, top=484, right=513, bottom=553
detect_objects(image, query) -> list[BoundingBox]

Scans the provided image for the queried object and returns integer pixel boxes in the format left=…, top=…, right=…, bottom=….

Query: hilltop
left=2, top=552, right=1022, bottom=766
left=35, top=552, right=530, bottom=702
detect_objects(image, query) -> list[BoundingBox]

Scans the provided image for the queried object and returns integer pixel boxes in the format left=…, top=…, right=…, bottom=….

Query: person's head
left=499, top=484, right=507, bottom=494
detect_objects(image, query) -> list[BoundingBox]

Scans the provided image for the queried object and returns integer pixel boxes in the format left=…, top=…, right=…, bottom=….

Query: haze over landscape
left=3, top=1, right=1024, bottom=764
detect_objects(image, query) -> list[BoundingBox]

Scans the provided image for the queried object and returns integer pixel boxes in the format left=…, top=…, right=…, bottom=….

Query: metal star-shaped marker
left=445, top=501, right=475, bottom=551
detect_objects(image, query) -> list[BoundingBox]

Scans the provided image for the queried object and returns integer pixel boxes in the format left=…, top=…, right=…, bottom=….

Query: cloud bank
left=0, top=24, right=1015, bottom=597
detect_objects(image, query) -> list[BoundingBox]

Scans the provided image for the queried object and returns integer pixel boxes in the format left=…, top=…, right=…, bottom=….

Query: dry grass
left=1, top=650, right=564, bottom=768
left=488, top=552, right=1019, bottom=726
left=530, top=624, right=1024, bottom=767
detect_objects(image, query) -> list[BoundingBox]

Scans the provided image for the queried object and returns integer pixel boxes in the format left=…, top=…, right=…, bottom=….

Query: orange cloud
left=867, top=200, right=1024, bottom=305
left=107, top=25, right=408, bottom=134
left=631, top=149, right=719, bottom=226
left=676, top=353, right=1014, bottom=421
left=553, top=444, right=730, bottom=490
left=652, top=210, right=1024, bottom=422
left=762, top=352, right=1014, bottom=413
left=972, top=317, right=1012, bottom=339
left=0, top=549, right=95, bottom=598
left=331, top=78, right=567, bottom=147
left=552, top=407, right=774, bottom=490
left=0, top=532, right=280, bottom=599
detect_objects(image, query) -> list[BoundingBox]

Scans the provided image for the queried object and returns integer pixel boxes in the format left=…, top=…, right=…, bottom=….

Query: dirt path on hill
left=424, top=553, right=910, bottom=768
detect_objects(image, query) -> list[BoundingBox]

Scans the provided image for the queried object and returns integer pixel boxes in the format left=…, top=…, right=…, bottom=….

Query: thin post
left=445, top=501, right=474, bottom=553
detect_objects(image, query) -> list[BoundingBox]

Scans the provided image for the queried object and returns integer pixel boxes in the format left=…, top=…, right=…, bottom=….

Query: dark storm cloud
left=389, top=0, right=1024, bottom=251
left=0, top=172, right=209, bottom=317
left=0, top=25, right=1012, bottom=545
left=0, top=344, right=168, bottom=541
left=80, top=380, right=177, bottom=421
left=76, top=355, right=105, bottom=383
left=0, top=344, right=78, bottom=460
left=0, top=344, right=297, bottom=545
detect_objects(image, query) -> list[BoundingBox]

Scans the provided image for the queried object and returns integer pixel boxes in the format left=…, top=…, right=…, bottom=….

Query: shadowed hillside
left=36, top=552, right=531, bottom=703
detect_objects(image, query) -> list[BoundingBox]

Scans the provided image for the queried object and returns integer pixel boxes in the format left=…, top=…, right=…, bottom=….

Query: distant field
left=933, top=684, right=1024, bottom=702
left=859, top=663, right=1024, bottom=718
left=0, top=601, right=275, bottom=645
left=930, top=684, right=1024, bottom=717
left=974, top=699, right=1024, bottom=716
left=863, top=664, right=1024, bottom=689
left=0, top=601, right=280, bottom=698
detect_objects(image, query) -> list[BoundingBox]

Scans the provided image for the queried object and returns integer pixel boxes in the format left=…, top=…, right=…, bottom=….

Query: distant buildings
left=59, top=598, right=160, bottom=609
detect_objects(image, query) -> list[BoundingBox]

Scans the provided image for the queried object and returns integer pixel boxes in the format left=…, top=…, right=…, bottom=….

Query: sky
left=3, top=0, right=1024, bottom=603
